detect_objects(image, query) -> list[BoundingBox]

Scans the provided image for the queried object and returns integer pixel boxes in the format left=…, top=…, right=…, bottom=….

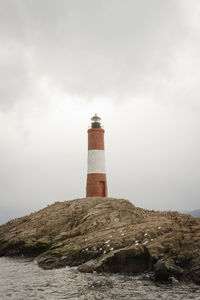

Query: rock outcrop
left=0, top=197, right=200, bottom=284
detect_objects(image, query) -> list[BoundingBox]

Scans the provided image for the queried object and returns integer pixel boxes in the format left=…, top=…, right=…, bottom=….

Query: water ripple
left=0, top=257, right=200, bottom=300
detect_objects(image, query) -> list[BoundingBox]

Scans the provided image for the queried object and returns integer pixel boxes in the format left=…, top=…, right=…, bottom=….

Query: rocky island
left=0, top=198, right=200, bottom=284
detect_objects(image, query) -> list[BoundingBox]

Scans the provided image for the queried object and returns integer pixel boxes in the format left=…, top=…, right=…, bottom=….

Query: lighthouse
left=86, top=114, right=108, bottom=197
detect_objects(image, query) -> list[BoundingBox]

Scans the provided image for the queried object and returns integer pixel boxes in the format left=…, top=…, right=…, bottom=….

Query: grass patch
left=61, top=248, right=81, bottom=257
left=41, top=249, right=61, bottom=256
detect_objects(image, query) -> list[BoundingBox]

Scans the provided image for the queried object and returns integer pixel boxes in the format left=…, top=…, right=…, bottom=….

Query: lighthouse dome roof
left=91, top=113, right=101, bottom=122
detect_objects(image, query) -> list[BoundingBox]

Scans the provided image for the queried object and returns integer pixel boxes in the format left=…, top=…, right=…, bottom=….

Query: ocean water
left=0, top=257, right=200, bottom=300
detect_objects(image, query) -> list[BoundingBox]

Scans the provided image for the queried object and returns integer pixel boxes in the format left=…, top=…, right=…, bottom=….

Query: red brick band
left=88, top=128, right=105, bottom=150
left=86, top=173, right=107, bottom=197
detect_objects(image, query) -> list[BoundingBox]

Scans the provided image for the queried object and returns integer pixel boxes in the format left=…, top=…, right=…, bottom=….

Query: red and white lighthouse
left=86, top=114, right=107, bottom=197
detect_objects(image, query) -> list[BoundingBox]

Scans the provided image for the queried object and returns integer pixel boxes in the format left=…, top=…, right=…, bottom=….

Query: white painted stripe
left=88, top=150, right=105, bottom=174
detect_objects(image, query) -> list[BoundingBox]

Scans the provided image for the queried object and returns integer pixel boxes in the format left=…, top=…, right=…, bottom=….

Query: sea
left=0, top=257, right=200, bottom=300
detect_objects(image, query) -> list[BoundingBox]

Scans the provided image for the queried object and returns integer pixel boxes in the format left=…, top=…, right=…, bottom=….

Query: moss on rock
left=0, top=239, right=50, bottom=257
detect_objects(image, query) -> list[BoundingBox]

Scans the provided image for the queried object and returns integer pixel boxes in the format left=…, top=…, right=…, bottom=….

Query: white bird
left=105, top=240, right=110, bottom=243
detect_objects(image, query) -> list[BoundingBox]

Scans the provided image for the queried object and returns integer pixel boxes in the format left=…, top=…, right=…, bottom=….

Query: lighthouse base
left=86, top=173, right=107, bottom=197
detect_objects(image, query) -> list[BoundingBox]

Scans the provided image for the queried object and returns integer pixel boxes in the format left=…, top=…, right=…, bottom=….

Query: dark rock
left=190, top=265, right=200, bottom=284
left=37, top=249, right=98, bottom=269
left=184, top=261, right=200, bottom=285
left=0, top=240, right=50, bottom=257
left=154, top=259, right=184, bottom=282
left=79, top=246, right=151, bottom=274
left=78, top=259, right=102, bottom=273
left=37, top=255, right=67, bottom=269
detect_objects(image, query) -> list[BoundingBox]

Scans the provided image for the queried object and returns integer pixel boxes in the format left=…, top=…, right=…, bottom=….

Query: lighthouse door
left=99, top=181, right=105, bottom=197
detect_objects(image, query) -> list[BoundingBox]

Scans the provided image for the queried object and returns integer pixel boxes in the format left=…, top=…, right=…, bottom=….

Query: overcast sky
left=0, top=0, right=200, bottom=224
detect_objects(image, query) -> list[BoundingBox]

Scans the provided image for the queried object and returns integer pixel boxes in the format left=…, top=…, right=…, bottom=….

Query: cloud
left=1, top=0, right=199, bottom=111
left=0, top=1, right=200, bottom=223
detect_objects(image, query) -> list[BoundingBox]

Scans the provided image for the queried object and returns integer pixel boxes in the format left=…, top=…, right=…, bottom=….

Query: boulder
left=37, top=248, right=98, bottom=269
left=189, top=264, right=200, bottom=285
left=79, top=246, right=151, bottom=274
left=154, top=258, right=184, bottom=281
left=37, top=255, right=66, bottom=269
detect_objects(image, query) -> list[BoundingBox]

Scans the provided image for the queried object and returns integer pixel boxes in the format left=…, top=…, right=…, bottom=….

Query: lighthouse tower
left=86, top=114, right=107, bottom=197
